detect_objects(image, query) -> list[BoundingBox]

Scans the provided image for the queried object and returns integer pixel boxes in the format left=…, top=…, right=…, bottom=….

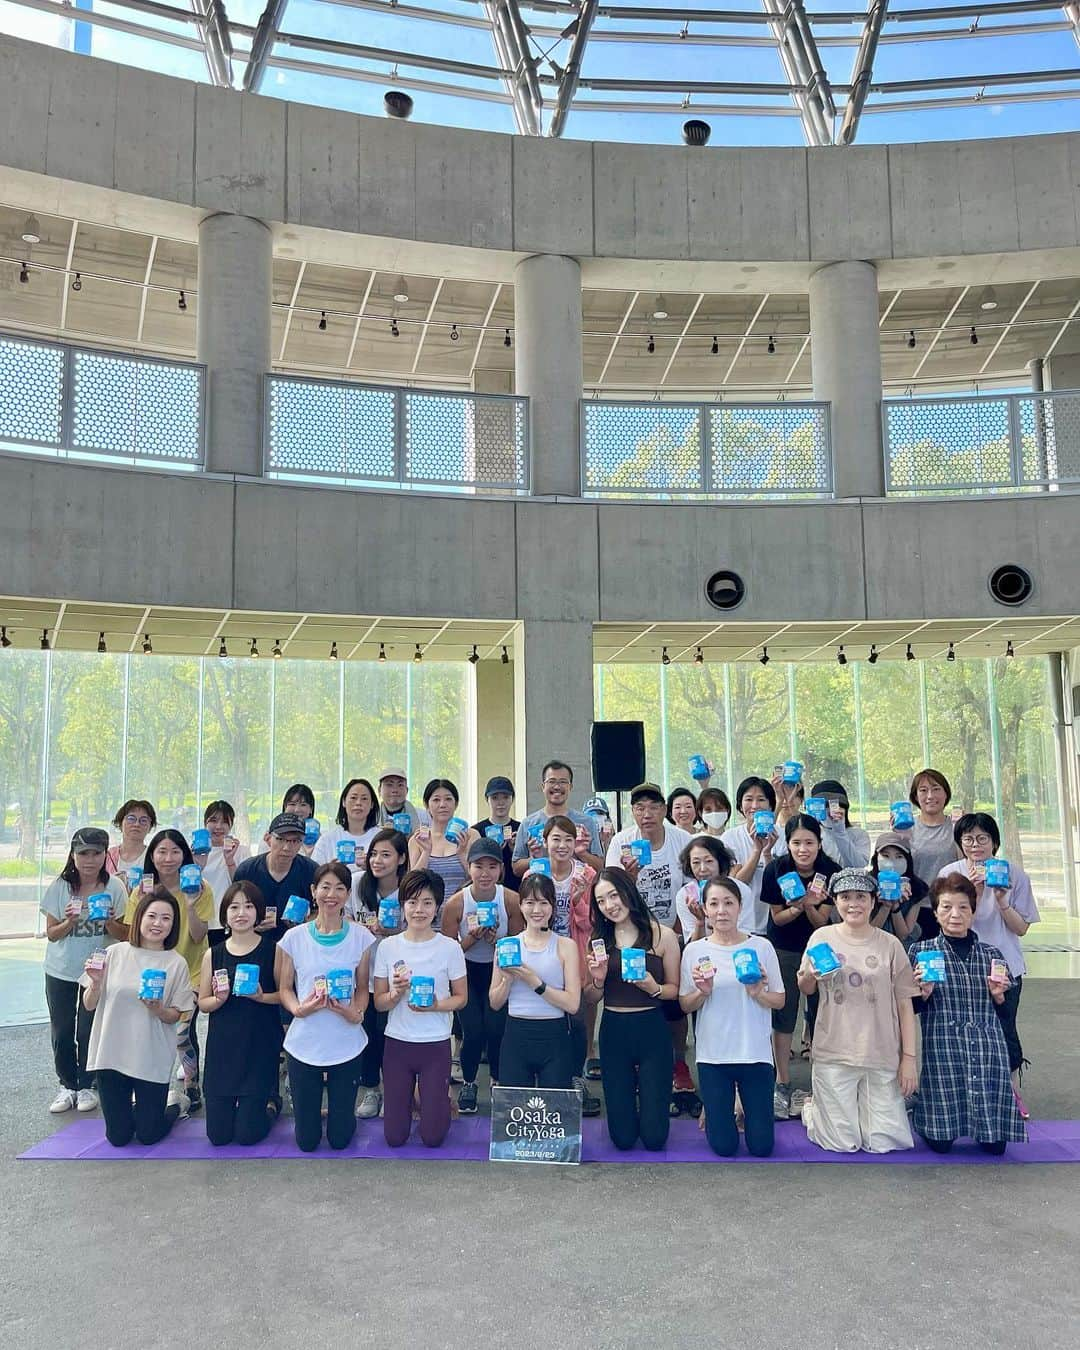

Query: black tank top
left=602, top=949, right=665, bottom=1011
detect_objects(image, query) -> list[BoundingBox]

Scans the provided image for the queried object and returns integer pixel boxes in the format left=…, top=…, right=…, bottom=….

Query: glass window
left=199, top=659, right=273, bottom=846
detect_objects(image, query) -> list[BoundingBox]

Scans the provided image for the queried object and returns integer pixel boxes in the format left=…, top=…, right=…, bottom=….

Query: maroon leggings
left=382, top=1035, right=452, bottom=1148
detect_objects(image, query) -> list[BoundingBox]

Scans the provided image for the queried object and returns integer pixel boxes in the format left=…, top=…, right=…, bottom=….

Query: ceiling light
left=142, top=633, right=152, bottom=655
left=249, top=638, right=259, bottom=658
left=218, top=637, right=228, bottom=658
left=384, top=89, right=414, bottom=120
left=868, top=644, right=878, bottom=665
left=694, top=646, right=704, bottom=665
left=178, top=290, right=187, bottom=312
left=414, top=643, right=422, bottom=663
left=946, top=641, right=956, bottom=662
left=318, top=311, right=327, bottom=331
left=767, top=335, right=776, bottom=355
left=837, top=645, right=848, bottom=666
left=1006, top=640, right=1015, bottom=658
left=759, top=646, right=769, bottom=666
left=501, top=645, right=509, bottom=665
left=906, top=642, right=915, bottom=662
left=71, top=272, right=82, bottom=292
left=272, top=638, right=283, bottom=659
left=907, top=330, right=916, bottom=349
left=329, top=641, right=338, bottom=660
left=378, top=642, right=387, bottom=663
left=21, top=214, right=41, bottom=245
left=393, top=276, right=409, bottom=303
left=504, top=328, right=511, bottom=348
left=97, top=632, right=107, bottom=653
left=681, top=118, right=711, bottom=147
left=652, top=295, right=668, bottom=321
left=969, top=326, right=978, bottom=346
left=0, top=626, right=10, bottom=649
left=711, top=336, right=718, bottom=356
left=647, top=335, right=655, bottom=354
left=449, top=323, right=460, bottom=342
left=390, top=318, right=399, bottom=337
left=980, top=286, right=998, bottom=311
left=40, top=628, right=50, bottom=651
left=19, top=261, right=29, bottom=284
left=468, top=644, right=480, bottom=665
left=661, top=646, right=670, bottom=666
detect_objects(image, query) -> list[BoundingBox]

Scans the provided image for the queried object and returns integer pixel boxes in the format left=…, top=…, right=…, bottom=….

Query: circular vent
left=988, top=564, right=1033, bottom=607
left=705, top=570, right=746, bottom=611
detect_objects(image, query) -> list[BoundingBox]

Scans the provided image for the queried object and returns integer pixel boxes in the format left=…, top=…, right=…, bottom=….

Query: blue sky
left=1, top=0, right=1079, bottom=145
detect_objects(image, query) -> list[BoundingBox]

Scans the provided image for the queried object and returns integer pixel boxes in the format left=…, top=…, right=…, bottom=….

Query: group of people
left=40, top=760, right=1038, bottom=1159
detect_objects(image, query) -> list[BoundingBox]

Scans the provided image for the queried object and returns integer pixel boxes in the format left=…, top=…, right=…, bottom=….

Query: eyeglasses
left=124, top=814, right=152, bottom=827
left=960, top=834, right=993, bottom=847
left=543, top=779, right=571, bottom=789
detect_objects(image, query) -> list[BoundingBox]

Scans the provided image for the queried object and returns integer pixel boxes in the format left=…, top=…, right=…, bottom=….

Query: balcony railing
left=581, top=399, right=833, bottom=499
left=264, top=374, right=530, bottom=493
left=883, top=389, right=1080, bottom=495
left=0, top=332, right=204, bottom=468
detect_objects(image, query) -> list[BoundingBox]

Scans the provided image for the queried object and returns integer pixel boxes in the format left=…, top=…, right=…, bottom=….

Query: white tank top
left=508, top=931, right=566, bottom=1020
left=460, top=884, right=509, bottom=964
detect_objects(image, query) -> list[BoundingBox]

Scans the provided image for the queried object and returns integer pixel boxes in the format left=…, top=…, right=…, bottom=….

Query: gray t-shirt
left=41, top=875, right=128, bottom=982
left=511, top=807, right=601, bottom=864
left=911, top=819, right=960, bottom=885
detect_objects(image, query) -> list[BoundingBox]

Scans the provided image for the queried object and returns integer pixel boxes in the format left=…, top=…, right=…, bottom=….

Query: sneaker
left=457, top=1082, right=479, bottom=1115
left=356, top=1088, right=382, bottom=1119
left=49, top=1088, right=77, bottom=1114
left=75, top=1088, right=99, bottom=1113
left=574, top=1077, right=602, bottom=1117
left=773, top=1082, right=792, bottom=1120
left=1013, top=1085, right=1031, bottom=1120
left=584, top=1057, right=602, bottom=1081
left=166, top=1087, right=190, bottom=1120
left=789, top=1088, right=810, bottom=1118
left=673, top=1059, right=695, bottom=1094
left=185, top=1083, right=203, bottom=1114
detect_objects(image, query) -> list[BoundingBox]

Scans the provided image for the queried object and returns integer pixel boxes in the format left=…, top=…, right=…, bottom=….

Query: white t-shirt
left=679, top=934, right=781, bottom=1066
left=278, top=921, right=375, bottom=1066
left=311, top=824, right=380, bottom=868
left=936, top=859, right=1040, bottom=977
left=83, top=943, right=195, bottom=1083
left=375, top=932, right=467, bottom=1044
left=201, top=843, right=252, bottom=927
left=673, top=877, right=756, bottom=943
left=720, top=824, right=774, bottom=934
left=606, top=823, right=692, bottom=928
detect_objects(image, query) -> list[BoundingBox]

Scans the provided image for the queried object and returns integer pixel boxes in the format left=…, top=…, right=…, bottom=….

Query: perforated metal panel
left=884, top=390, right=1080, bottom=495
left=0, top=332, right=204, bottom=467
left=582, top=400, right=831, bottom=498
left=266, top=375, right=529, bottom=492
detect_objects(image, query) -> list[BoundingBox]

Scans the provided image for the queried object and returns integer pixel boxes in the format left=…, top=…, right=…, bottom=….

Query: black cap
left=268, top=811, right=306, bottom=836
left=484, top=775, right=515, bottom=798
left=467, top=838, right=504, bottom=864
left=71, top=826, right=110, bottom=853
left=811, top=779, right=849, bottom=804
left=630, top=782, right=665, bottom=805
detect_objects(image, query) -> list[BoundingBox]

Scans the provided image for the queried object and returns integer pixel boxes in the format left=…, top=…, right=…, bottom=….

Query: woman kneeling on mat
left=583, top=867, right=681, bottom=1152
left=909, top=874, right=1025, bottom=1155
left=680, top=877, right=784, bottom=1157
left=797, top=869, right=920, bottom=1154
left=277, top=862, right=374, bottom=1152
left=82, top=887, right=194, bottom=1147
left=374, top=869, right=467, bottom=1148
left=490, top=873, right=581, bottom=1089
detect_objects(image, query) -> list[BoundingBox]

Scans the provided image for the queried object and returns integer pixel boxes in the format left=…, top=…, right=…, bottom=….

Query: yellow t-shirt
left=123, top=883, right=215, bottom=987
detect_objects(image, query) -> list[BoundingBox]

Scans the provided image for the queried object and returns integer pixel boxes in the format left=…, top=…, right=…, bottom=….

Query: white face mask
left=702, top=811, right=729, bottom=830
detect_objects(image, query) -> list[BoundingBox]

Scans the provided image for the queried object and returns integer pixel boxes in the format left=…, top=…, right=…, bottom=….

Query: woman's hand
left=83, top=959, right=105, bottom=987
left=760, top=829, right=778, bottom=859
left=993, top=886, right=1011, bottom=911
left=414, top=828, right=432, bottom=855
left=328, top=998, right=359, bottom=1022
left=390, top=971, right=411, bottom=1000
left=746, top=976, right=771, bottom=1003
left=898, top=1054, right=918, bottom=1098
left=143, top=998, right=169, bottom=1022
left=296, top=989, right=327, bottom=1017
left=573, top=827, right=591, bottom=860
left=619, top=853, right=641, bottom=882
left=691, top=967, right=715, bottom=997
left=527, top=833, right=545, bottom=859
left=65, top=898, right=83, bottom=922
left=586, top=952, right=609, bottom=988
left=223, top=836, right=240, bottom=866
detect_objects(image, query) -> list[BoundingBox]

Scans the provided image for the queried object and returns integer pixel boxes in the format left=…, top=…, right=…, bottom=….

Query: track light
left=318, top=311, right=327, bottom=331
left=652, top=295, right=669, bottom=321
left=40, top=628, right=50, bottom=651
left=759, top=646, right=769, bottom=666
left=378, top=642, right=387, bottom=663
left=767, top=335, right=776, bottom=355
left=661, top=646, right=670, bottom=666
left=393, top=276, right=409, bottom=304
left=249, top=638, right=259, bottom=658
left=694, top=646, right=704, bottom=666
left=906, top=642, right=915, bottom=662
left=71, top=272, right=82, bottom=293
left=450, top=324, right=460, bottom=342
left=969, top=326, right=978, bottom=346
left=329, top=641, right=338, bottom=660
left=946, top=641, right=956, bottom=662
left=390, top=318, right=399, bottom=337
left=501, top=645, right=509, bottom=665
left=272, top=638, right=283, bottom=659
left=0, top=626, right=10, bottom=649
left=97, top=632, right=107, bottom=653
left=19, top=261, right=29, bottom=284
left=504, top=329, right=511, bottom=348
left=468, top=644, right=480, bottom=665
left=218, top=637, right=228, bottom=658
left=142, top=633, right=152, bottom=655
left=868, top=644, right=878, bottom=665
left=414, top=643, right=422, bottom=663
left=711, top=336, right=718, bottom=356
left=20, top=214, right=41, bottom=245
left=647, top=335, right=655, bottom=354
left=837, top=645, right=848, bottom=666
left=907, top=330, right=916, bottom=349
left=178, top=290, right=187, bottom=312
left=1006, top=640, right=1015, bottom=658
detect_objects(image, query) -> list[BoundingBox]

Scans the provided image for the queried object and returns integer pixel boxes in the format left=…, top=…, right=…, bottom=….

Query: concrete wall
left=5, top=35, right=1080, bottom=272
left=4, top=454, right=1079, bottom=623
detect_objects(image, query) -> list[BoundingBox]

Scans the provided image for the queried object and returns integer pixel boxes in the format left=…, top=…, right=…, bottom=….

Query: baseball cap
left=583, top=796, right=610, bottom=816
left=629, top=782, right=665, bottom=805
left=268, top=812, right=306, bottom=836
left=484, top=775, right=515, bottom=798
left=378, top=767, right=408, bottom=783
left=467, top=837, right=504, bottom=865
left=873, top=830, right=911, bottom=857
left=71, top=826, right=110, bottom=853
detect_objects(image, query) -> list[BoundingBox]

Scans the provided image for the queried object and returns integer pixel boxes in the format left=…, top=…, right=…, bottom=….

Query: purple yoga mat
left=17, top=1115, right=1080, bottom=1164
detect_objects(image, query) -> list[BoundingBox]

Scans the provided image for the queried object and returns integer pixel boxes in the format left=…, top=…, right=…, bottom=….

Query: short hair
left=909, top=768, right=952, bottom=808
left=930, top=873, right=977, bottom=911
left=518, top=873, right=556, bottom=909
left=700, top=876, right=743, bottom=908
left=218, top=879, right=266, bottom=930
left=541, top=760, right=573, bottom=784
left=735, top=776, right=776, bottom=812
left=203, top=799, right=235, bottom=827
left=678, top=834, right=734, bottom=877
left=336, top=778, right=380, bottom=831
left=421, top=778, right=460, bottom=808
left=697, top=787, right=732, bottom=817
left=785, top=812, right=823, bottom=843
left=665, top=787, right=698, bottom=826
left=128, top=885, right=181, bottom=950
left=144, top=829, right=194, bottom=880
left=399, top=868, right=447, bottom=909
left=281, top=783, right=315, bottom=814
left=953, top=812, right=1000, bottom=852
left=543, top=814, right=576, bottom=839
left=112, top=798, right=157, bottom=831
left=312, top=861, right=353, bottom=897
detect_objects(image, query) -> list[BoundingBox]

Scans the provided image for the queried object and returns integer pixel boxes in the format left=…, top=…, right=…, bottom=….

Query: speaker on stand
left=590, top=721, right=646, bottom=831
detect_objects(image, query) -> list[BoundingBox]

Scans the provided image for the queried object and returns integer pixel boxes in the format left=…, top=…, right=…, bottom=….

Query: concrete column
left=514, top=254, right=583, bottom=498
left=197, top=212, right=272, bottom=477
left=513, top=619, right=594, bottom=815
left=1046, top=351, right=1080, bottom=390
left=473, top=656, right=517, bottom=820
left=809, top=260, right=884, bottom=499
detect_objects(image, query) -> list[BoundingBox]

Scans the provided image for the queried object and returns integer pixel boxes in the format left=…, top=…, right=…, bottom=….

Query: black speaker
left=591, top=721, right=646, bottom=792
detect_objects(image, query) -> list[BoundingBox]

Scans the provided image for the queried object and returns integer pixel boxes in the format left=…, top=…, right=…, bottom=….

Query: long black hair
left=357, top=829, right=409, bottom=913
left=59, top=840, right=109, bottom=894
left=590, top=866, right=660, bottom=954
left=335, top=778, right=379, bottom=831
left=143, top=829, right=195, bottom=882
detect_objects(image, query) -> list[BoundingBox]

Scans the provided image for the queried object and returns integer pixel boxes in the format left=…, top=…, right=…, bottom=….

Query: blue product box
left=476, top=900, right=499, bottom=927
left=917, top=951, right=947, bottom=984
left=191, top=828, right=211, bottom=855
left=630, top=839, right=653, bottom=867
left=139, top=968, right=167, bottom=1001
left=282, top=894, right=310, bottom=925
left=809, top=943, right=842, bottom=977
left=336, top=839, right=357, bottom=865
left=805, top=797, right=827, bottom=822
left=782, top=760, right=804, bottom=784
left=621, top=947, right=646, bottom=981
left=688, top=754, right=710, bottom=781
left=409, top=974, right=436, bottom=1007
left=87, top=892, right=112, bottom=921
left=304, top=818, right=321, bottom=846
left=378, top=898, right=401, bottom=929
left=732, top=948, right=762, bottom=985
left=326, top=968, right=354, bottom=1002
left=877, top=869, right=903, bottom=902
left=753, top=810, right=775, bottom=838
left=496, top=937, right=522, bottom=968
left=779, top=872, right=806, bottom=903
left=445, top=816, right=469, bottom=844
left=126, top=864, right=143, bottom=890
left=485, top=825, right=504, bottom=843
left=984, top=858, right=1011, bottom=889
left=891, top=801, right=915, bottom=830
left=233, top=963, right=260, bottom=997
left=528, top=858, right=552, bottom=877
left=391, top=812, right=412, bottom=836
left=179, top=864, right=202, bottom=895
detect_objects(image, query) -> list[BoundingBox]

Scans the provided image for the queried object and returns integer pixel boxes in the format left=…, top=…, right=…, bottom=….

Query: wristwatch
left=649, top=984, right=663, bottom=999
left=534, top=981, right=548, bottom=998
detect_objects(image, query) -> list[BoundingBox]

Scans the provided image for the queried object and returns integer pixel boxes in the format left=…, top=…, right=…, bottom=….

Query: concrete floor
left=4, top=983, right=1080, bottom=1349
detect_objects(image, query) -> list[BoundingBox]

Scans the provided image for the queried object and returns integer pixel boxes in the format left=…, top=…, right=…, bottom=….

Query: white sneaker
left=356, top=1088, right=382, bottom=1119
left=49, top=1088, right=77, bottom=1114
left=75, top=1088, right=99, bottom=1112
left=167, top=1087, right=190, bottom=1120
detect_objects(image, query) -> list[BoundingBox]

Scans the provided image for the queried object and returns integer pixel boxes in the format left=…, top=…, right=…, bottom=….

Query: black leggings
left=998, top=976, right=1025, bottom=1073
left=499, top=1016, right=572, bottom=1089
left=97, top=1069, right=178, bottom=1148
left=205, top=1094, right=273, bottom=1146
left=286, top=1051, right=362, bottom=1152
left=360, top=999, right=388, bottom=1089
left=599, top=1007, right=673, bottom=1152
left=44, top=973, right=95, bottom=1091
left=923, top=1135, right=1008, bottom=1156
left=459, top=959, right=507, bottom=1083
